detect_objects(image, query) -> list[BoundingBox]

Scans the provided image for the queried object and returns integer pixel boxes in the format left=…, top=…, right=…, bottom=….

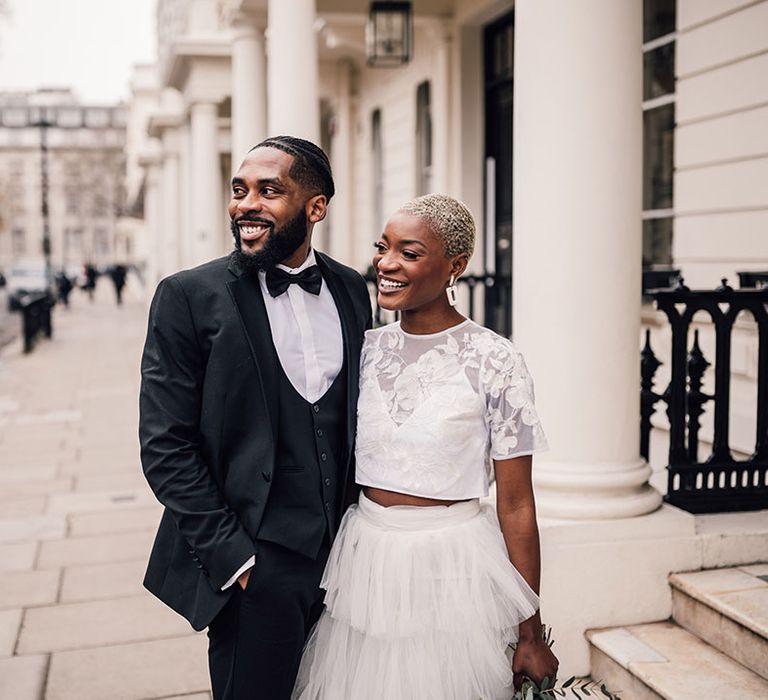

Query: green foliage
left=510, top=625, right=621, bottom=700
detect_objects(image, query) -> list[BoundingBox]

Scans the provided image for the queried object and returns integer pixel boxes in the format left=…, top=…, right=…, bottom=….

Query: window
left=8, top=159, right=24, bottom=178
left=415, top=81, right=432, bottom=195
left=66, top=228, right=83, bottom=254
left=66, top=188, right=79, bottom=215
left=371, top=108, right=384, bottom=234
left=94, top=228, right=109, bottom=257
left=12, top=227, right=25, bottom=255
left=92, top=193, right=109, bottom=218
left=642, top=0, right=675, bottom=268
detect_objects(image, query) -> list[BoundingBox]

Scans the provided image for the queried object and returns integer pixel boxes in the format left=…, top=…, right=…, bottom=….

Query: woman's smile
left=377, top=275, right=408, bottom=294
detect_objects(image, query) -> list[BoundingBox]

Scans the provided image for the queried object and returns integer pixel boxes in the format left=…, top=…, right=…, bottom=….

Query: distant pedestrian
left=109, top=264, right=127, bottom=305
left=56, top=271, right=73, bottom=307
left=83, top=263, right=97, bottom=301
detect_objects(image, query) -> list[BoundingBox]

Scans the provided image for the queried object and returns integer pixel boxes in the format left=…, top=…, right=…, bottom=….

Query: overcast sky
left=0, top=0, right=156, bottom=104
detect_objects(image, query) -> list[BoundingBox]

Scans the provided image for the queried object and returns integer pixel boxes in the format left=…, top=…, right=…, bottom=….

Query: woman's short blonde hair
left=398, top=193, right=476, bottom=258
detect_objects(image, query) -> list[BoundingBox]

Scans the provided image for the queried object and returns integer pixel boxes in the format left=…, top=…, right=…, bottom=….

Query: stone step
left=669, top=564, right=768, bottom=679
left=587, top=622, right=768, bottom=700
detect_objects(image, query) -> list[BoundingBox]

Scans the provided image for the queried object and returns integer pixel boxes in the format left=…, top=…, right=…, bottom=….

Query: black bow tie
left=265, top=265, right=322, bottom=298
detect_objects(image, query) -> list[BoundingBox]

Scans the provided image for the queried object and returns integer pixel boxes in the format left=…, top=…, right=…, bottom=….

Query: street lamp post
left=39, top=114, right=52, bottom=288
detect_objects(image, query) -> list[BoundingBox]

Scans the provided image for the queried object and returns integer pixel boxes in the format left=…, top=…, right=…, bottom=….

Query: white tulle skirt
left=292, top=492, right=539, bottom=700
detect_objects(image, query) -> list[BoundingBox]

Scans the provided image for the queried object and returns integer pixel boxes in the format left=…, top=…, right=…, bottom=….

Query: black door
left=484, top=11, right=513, bottom=336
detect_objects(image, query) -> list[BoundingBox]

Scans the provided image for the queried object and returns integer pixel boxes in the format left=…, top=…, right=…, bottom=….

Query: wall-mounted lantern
left=366, top=1, right=413, bottom=67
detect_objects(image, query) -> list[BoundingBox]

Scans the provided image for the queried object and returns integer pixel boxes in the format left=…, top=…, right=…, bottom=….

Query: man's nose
left=237, top=192, right=262, bottom=213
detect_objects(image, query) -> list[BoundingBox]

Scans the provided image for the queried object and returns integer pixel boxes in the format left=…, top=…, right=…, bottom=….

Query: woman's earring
left=446, top=275, right=459, bottom=307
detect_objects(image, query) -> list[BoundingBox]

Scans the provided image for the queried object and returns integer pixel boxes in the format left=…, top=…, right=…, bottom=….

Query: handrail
left=642, top=278, right=768, bottom=513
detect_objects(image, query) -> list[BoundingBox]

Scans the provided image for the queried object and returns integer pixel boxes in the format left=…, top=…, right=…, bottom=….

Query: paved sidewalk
left=0, top=282, right=211, bottom=700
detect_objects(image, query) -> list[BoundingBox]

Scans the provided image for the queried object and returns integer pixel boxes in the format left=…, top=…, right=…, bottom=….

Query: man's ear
left=307, top=195, right=328, bottom=224
left=450, top=255, right=469, bottom=278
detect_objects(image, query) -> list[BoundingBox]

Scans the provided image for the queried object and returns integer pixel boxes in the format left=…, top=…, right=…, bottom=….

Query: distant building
left=0, top=88, right=128, bottom=272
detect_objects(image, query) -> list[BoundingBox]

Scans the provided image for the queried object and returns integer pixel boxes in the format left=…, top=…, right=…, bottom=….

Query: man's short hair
left=251, top=136, right=335, bottom=201
left=398, top=194, right=476, bottom=258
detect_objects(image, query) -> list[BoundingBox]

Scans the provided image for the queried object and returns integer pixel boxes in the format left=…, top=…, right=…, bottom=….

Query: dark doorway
left=484, top=11, right=513, bottom=336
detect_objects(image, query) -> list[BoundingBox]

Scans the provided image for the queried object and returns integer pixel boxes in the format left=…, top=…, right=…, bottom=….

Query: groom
left=139, top=136, right=371, bottom=699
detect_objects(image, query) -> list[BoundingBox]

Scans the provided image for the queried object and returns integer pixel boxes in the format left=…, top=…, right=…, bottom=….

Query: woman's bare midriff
left=363, top=486, right=470, bottom=508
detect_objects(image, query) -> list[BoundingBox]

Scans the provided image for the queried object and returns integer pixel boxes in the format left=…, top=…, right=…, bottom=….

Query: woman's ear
left=307, top=195, right=328, bottom=224
left=450, top=255, right=469, bottom=278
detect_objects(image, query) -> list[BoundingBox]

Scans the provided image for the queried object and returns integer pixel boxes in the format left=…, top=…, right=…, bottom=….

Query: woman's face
left=373, top=212, right=458, bottom=313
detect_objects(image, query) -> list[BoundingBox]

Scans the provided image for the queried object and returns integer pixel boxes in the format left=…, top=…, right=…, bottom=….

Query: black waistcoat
left=256, top=357, right=347, bottom=560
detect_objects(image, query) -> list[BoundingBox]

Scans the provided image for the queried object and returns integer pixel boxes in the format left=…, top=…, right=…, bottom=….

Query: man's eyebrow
left=231, top=176, right=285, bottom=188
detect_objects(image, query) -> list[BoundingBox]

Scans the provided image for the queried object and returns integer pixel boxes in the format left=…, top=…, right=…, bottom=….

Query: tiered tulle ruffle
left=292, top=493, right=539, bottom=700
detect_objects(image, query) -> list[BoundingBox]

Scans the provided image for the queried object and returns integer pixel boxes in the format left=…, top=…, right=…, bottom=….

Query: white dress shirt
left=222, top=249, right=344, bottom=590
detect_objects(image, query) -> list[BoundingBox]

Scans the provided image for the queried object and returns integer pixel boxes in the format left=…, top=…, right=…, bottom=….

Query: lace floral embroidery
left=354, top=320, right=548, bottom=499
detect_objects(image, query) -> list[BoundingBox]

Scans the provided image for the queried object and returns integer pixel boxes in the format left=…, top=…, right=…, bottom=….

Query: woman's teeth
left=380, top=279, right=406, bottom=289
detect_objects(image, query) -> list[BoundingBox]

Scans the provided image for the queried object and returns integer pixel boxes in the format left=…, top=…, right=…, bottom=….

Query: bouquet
left=511, top=626, right=621, bottom=700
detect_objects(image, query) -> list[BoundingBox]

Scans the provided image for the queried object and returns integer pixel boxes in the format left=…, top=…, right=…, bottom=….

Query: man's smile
left=236, top=219, right=272, bottom=243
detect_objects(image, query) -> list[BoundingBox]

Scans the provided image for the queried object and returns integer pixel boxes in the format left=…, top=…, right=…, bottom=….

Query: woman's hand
left=512, top=635, right=560, bottom=689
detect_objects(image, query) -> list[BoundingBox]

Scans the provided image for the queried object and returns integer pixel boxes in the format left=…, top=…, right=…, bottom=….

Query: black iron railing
left=364, top=272, right=510, bottom=333
left=642, top=278, right=768, bottom=513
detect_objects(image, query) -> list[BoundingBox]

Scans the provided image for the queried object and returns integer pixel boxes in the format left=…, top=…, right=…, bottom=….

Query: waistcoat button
left=313, top=404, right=320, bottom=413
left=324, top=477, right=331, bottom=487
left=320, top=452, right=327, bottom=461
left=316, top=428, right=323, bottom=437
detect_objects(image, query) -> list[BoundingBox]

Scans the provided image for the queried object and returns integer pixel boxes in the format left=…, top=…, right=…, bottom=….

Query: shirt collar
left=275, top=248, right=317, bottom=275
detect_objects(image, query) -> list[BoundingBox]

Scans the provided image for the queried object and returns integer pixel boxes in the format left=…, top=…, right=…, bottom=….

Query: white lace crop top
left=354, top=319, right=548, bottom=499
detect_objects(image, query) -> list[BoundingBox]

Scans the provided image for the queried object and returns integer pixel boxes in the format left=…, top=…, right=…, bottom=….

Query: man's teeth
left=380, top=279, right=406, bottom=289
left=240, top=224, right=268, bottom=235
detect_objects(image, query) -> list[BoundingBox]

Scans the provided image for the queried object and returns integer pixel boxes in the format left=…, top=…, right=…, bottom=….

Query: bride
left=293, top=193, right=558, bottom=699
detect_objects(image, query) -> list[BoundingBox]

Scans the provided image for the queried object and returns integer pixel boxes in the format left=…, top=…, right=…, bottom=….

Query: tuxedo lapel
left=225, top=266, right=279, bottom=448
left=316, top=253, right=360, bottom=454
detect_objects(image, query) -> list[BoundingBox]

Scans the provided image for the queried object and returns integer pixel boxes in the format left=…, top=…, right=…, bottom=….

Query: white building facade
left=129, top=0, right=768, bottom=680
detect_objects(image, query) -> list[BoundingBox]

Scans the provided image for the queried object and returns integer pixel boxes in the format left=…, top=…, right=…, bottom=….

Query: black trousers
left=207, top=539, right=330, bottom=700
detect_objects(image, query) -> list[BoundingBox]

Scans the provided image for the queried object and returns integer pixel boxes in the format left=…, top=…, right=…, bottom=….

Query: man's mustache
left=233, top=215, right=274, bottom=228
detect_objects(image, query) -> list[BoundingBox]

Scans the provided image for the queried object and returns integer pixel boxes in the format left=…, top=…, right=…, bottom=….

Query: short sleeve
left=481, top=339, right=548, bottom=461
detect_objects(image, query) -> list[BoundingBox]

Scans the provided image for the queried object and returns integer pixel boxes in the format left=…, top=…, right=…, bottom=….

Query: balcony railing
left=642, top=277, right=768, bottom=513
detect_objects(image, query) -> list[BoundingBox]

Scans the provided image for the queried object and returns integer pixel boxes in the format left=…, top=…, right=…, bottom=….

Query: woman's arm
left=495, top=454, right=559, bottom=686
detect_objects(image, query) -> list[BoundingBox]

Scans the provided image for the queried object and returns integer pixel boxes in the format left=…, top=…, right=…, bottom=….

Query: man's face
left=228, top=147, right=311, bottom=269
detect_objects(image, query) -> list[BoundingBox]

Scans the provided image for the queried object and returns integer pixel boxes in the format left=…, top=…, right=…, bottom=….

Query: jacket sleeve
left=139, top=277, right=255, bottom=591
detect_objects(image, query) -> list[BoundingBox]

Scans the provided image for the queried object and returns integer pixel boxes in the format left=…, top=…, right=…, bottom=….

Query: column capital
left=228, top=9, right=267, bottom=37
left=138, top=138, right=163, bottom=170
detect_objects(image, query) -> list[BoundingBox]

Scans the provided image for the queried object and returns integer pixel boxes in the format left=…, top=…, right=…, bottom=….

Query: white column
left=328, top=59, right=354, bottom=265
left=267, top=0, right=319, bottom=140
left=189, top=101, right=223, bottom=265
left=231, top=13, right=267, bottom=169
left=161, top=130, right=181, bottom=276
left=178, top=122, right=192, bottom=269
left=513, top=0, right=661, bottom=519
left=141, top=148, right=163, bottom=293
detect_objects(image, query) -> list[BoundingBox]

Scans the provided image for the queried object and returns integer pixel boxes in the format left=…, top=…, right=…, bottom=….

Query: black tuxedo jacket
left=139, top=252, right=371, bottom=631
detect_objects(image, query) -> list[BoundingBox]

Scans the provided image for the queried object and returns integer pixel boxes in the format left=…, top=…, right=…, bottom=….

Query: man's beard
left=231, top=209, right=309, bottom=274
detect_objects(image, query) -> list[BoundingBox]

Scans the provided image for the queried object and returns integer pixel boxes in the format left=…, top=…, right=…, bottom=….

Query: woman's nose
left=376, top=253, right=398, bottom=271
